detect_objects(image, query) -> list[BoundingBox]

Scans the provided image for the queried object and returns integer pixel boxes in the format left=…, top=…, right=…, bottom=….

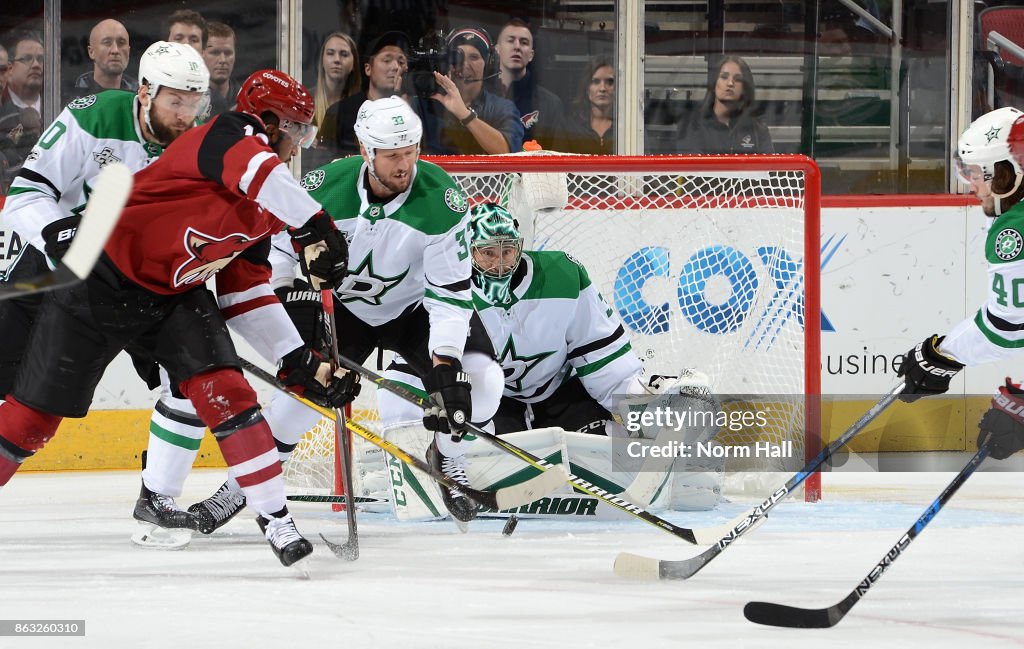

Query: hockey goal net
left=283, top=154, right=822, bottom=503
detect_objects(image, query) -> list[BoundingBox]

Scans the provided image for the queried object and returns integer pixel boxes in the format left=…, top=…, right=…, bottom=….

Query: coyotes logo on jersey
left=173, top=227, right=267, bottom=287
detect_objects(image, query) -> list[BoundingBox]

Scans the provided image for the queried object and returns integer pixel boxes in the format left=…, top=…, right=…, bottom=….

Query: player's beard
left=149, top=108, right=190, bottom=146
left=376, top=169, right=411, bottom=195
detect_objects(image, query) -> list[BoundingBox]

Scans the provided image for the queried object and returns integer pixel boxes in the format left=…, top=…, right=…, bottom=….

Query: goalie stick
left=614, top=383, right=906, bottom=580
left=744, top=444, right=990, bottom=628
left=238, top=357, right=557, bottom=513
left=329, top=351, right=766, bottom=546
left=0, top=162, right=132, bottom=300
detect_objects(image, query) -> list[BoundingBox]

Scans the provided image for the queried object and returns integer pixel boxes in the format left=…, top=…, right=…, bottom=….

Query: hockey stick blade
left=238, top=358, right=556, bottom=513
left=0, top=163, right=132, bottom=301
left=287, top=494, right=389, bottom=505
left=744, top=445, right=990, bottom=628
left=614, top=384, right=906, bottom=580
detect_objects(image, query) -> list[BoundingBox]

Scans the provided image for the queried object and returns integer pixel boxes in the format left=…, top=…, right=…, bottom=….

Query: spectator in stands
left=309, top=30, right=408, bottom=168
left=67, top=19, right=138, bottom=103
left=559, top=57, right=615, bottom=155
left=488, top=17, right=565, bottom=150
left=311, top=32, right=360, bottom=129
left=167, top=9, right=208, bottom=53
left=0, top=45, right=8, bottom=97
left=204, top=22, right=238, bottom=116
left=0, top=31, right=45, bottom=191
left=419, top=27, right=523, bottom=155
left=676, top=55, right=774, bottom=154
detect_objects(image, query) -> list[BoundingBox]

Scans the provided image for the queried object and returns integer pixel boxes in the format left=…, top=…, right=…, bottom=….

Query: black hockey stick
left=0, top=162, right=132, bottom=300
left=745, top=443, right=990, bottom=628
left=330, top=351, right=768, bottom=546
left=318, top=288, right=359, bottom=561
left=238, top=358, right=553, bottom=513
left=287, top=494, right=388, bottom=505
left=614, top=383, right=906, bottom=580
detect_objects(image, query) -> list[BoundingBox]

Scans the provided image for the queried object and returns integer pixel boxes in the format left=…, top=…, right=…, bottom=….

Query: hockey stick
left=614, top=383, right=906, bottom=580
left=745, top=444, right=990, bottom=628
left=318, top=288, right=359, bottom=560
left=329, top=352, right=768, bottom=546
left=287, top=494, right=388, bottom=505
left=0, top=162, right=132, bottom=300
left=238, top=358, right=554, bottom=512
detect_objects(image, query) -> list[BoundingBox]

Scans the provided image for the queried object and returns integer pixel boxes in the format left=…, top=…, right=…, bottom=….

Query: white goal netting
left=283, top=154, right=821, bottom=503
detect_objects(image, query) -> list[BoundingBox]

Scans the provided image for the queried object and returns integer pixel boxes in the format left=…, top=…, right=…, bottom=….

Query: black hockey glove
left=274, top=281, right=327, bottom=350
left=278, top=345, right=330, bottom=406
left=323, top=368, right=362, bottom=409
left=896, top=335, right=964, bottom=403
left=978, top=378, right=1024, bottom=460
left=289, top=210, right=348, bottom=290
left=422, top=360, right=472, bottom=440
left=41, top=214, right=81, bottom=263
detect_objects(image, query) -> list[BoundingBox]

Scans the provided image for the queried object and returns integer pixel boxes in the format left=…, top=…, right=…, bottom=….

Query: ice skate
left=427, top=441, right=477, bottom=524
left=131, top=482, right=198, bottom=550
left=189, top=481, right=246, bottom=534
left=257, top=513, right=313, bottom=569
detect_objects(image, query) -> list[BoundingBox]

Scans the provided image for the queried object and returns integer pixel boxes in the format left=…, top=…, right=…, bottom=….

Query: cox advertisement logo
left=613, top=244, right=804, bottom=349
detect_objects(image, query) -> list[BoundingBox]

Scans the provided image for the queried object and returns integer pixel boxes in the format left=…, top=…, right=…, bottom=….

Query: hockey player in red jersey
left=0, top=69, right=349, bottom=568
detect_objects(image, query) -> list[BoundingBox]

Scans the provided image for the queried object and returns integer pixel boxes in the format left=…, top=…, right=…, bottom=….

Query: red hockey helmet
left=236, top=69, right=318, bottom=148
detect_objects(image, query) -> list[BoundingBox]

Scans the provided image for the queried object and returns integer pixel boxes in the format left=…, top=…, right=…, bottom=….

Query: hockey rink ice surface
left=2, top=468, right=1023, bottom=649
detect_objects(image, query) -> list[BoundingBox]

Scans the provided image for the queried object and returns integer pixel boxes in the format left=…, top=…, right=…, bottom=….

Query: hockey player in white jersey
left=0, top=41, right=215, bottom=539
left=896, top=106, right=1024, bottom=460
left=384, top=202, right=701, bottom=436
left=190, top=96, right=504, bottom=524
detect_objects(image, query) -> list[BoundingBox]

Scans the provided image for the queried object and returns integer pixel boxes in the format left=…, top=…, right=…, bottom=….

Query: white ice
left=2, top=467, right=1023, bottom=649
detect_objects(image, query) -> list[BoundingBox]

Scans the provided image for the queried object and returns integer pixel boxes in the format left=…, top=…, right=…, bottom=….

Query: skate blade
left=130, top=522, right=192, bottom=550
left=451, top=516, right=469, bottom=534
left=288, top=555, right=312, bottom=579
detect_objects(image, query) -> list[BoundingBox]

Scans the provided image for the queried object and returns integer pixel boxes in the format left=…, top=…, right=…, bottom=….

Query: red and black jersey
left=104, top=111, right=322, bottom=297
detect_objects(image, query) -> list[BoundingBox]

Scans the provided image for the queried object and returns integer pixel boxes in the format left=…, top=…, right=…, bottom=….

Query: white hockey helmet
left=354, top=96, right=422, bottom=168
left=139, top=41, right=210, bottom=97
left=957, top=106, right=1024, bottom=188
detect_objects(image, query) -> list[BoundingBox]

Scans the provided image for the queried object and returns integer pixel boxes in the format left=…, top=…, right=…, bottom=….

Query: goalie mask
left=956, top=106, right=1024, bottom=216
left=469, top=202, right=523, bottom=305
left=354, top=96, right=423, bottom=183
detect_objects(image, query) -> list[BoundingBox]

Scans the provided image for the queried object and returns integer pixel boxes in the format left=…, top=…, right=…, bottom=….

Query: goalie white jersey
left=942, top=203, right=1024, bottom=365
left=474, top=250, right=642, bottom=409
left=3, top=91, right=163, bottom=254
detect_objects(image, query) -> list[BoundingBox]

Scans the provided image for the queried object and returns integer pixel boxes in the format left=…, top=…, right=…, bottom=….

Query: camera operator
left=419, top=28, right=523, bottom=155
left=308, top=30, right=409, bottom=169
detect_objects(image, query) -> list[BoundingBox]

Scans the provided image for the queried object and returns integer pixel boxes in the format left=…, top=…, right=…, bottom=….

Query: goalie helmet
left=236, top=70, right=318, bottom=149
left=354, top=96, right=423, bottom=170
left=956, top=106, right=1024, bottom=215
left=469, top=202, right=523, bottom=305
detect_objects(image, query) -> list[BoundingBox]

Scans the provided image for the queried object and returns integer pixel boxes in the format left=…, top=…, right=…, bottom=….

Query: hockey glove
left=289, top=210, right=348, bottom=290
left=896, top=335, right=963, bottom=403
left=41, top=214, right=81, bottom=263
left=978, top=378, right=1024, bottom=460
left=422, top=360, right=472, bottom=440
left=274, top=281, right=327, bottom=351
left=278, top=345, right=332, bottom=407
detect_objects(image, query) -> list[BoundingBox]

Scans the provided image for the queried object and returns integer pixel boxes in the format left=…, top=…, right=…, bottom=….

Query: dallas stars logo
left=92, top=147, right=122, bottom=168
left=499, top=336, right=553, bottom=392
left=337, top=250, right=407, bottom=305
left=986, top=126, right=1002, bottom=143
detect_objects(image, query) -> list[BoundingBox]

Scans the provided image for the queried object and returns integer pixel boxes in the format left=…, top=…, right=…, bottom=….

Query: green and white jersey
left=943, top=202, right=1024, bottom=365
left=280, top=155, right=474, bottom=356
left=474, top=250, right=642, bottom=408
left=4, top=91, right=163, bottom=253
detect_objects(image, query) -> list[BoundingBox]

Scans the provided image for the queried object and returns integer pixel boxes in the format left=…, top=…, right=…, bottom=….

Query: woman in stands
left=559, top=57, right=615, bottom=154
left=677, top=55, right=774, bottom=154
left=310, top=32, right=360, bottom=130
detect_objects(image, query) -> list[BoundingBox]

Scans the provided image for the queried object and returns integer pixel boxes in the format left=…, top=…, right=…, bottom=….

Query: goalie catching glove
left=278, top=345, right=361, bottom=409
left=289, top=210, right=348, bottom=290
left=896, top=335, right=964, bottom=403
left=422, top=359, right=472, bottom=439
left=978, top=378, right=1024, bottom=460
